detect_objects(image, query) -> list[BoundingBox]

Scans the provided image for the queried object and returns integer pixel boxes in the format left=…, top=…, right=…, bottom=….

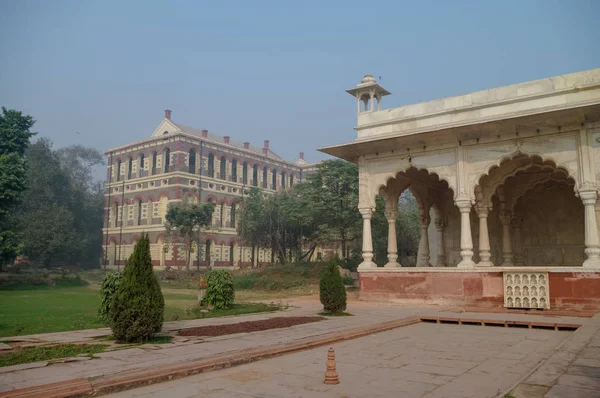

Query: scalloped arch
left=370, top=165, right=454, bottom=211
left=474, top=150, right=579, bottom=203
left=513, top=178, right=576, bottom=212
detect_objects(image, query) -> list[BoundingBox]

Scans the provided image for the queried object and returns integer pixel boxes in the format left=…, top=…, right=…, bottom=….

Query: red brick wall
left=359, top=271, right=600, bottom=311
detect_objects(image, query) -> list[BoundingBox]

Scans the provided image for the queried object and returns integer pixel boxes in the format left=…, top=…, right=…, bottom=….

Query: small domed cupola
left=346, top=74, right=391, bottom=114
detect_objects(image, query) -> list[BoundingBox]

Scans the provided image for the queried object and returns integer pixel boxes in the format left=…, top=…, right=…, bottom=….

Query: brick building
left=102, top=110, right=319, bottom=269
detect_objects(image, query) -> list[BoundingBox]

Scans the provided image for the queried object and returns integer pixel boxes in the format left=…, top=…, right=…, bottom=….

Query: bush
left=109, top=233, right=165, bottom=342
left=341, top=276, right=354, bottom=286
left=204, top=269, right=235, bottom=309
left=98, top=271, right=122, bottom=324
left=319, top=259, right=347, bottom=314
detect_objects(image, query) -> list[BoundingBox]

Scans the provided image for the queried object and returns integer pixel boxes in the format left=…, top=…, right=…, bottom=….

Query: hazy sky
left=1, top=0, right=599, bottom=164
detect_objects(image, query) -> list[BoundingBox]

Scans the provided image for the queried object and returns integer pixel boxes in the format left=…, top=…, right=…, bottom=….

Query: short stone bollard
left=324, top=347, right=339, bottom=385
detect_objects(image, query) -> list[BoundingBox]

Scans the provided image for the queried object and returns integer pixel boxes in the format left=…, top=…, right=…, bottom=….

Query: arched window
left=281, top=172, right=286, bottom=188
left=231, top=159, right=238, bottom=182
left=189, top=149, right=196, bottom=174
left=262, top=167, right=268, bottom=188
left=127, top=157, right=133, bottom=179
left=231, top=202, right=236, bottom=227
left=208, top=153, right=215, bottom=177
left=252, top=165, right=258, bottom=186
left=151, top=152, right=157, bottom=175
left=139, top=154, right=145, bottom=175
left=205, top=240, right=212, bottom=266
left=290, top=174, right=294, bottom=187
left=242, top=162, right=248, bottom=184
left=272, top=169, right=277, bottom=190
left=137, top=199, right=142, bottom=225
left=116, top=160, right=122, bottom=181
left=219, top=157, right=226, bottom=180
left=230, top=242, right=235, bottom=266
left=220, top=203, right=225, bottom=227
left=164, top=148, right=171, bottom=173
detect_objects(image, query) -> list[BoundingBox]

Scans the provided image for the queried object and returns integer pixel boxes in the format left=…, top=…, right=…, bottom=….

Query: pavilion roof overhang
left=319, top=102, right=600, bottom=163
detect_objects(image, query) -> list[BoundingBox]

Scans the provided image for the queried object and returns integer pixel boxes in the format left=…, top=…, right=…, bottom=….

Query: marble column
left=358, top=207, right=376, bottom=269
left=580, top=189, right=600, bottom=267
left=370, top=93, right=375, bottom=111
left=477, top=205, right=493, bottom=267
left=456, top=199, right=475, bottom=268
left=499, top=210, right=514, bottom=266
left=434, top=217, right=446, bottom=267
left=385, top=210, right=401, bottom=267
left=416, top=214, right=431, bottom=267
left=512, top=212, right=524, bottom=266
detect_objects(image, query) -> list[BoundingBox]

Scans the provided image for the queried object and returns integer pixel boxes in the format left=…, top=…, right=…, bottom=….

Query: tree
left=164, top=200, right=215, bottom=271
left=13, top=139, right=105, bottom=268
left=236, top=187, right=266, bottom=265
left=319, top=258, right=347, bottom=313
left=109, top=233, right=164, bottom=342
left=300, top=160, right=361, bottom=259
left=0, top=107, right=35, bottom=264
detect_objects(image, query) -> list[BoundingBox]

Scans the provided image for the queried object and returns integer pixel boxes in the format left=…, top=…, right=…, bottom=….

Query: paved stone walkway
left=105, top=323, right=570, bottom=398
left=510, top=313, right=600, bottom=398
left=0, top=298, right=596, bottom=397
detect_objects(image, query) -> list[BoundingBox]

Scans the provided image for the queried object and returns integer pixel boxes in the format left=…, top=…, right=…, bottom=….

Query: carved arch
left=474, top=151, right=579, bottom=203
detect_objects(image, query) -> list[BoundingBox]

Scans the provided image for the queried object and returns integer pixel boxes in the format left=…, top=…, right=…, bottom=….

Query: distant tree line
left=236, top=159, right=421, bottom=266
left=0, top=107, right=105, bottom=269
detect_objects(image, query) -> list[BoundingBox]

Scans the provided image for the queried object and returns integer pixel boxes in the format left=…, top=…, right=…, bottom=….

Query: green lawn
left=0, top=285, right=105, bottom=337
left=0, top=284, right=282, bottom=338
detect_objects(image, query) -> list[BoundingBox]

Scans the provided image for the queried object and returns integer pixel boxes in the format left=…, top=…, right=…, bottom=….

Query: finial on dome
left=361, top=74, right=377, bottom=85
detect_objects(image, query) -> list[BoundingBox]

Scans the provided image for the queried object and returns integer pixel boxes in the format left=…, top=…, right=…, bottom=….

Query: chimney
left=262, top=148, right=268, bottom=155
left=164, top=109, right=172, bottom=120
left=243, top=142, right=250, bottom=149
left=224, top=136, right=230, bottom=144
left=264, top=140, right=270, bottom=149
left=299, top=152, right=304, bottom=160
left=201, top=129, right=208, bottom=138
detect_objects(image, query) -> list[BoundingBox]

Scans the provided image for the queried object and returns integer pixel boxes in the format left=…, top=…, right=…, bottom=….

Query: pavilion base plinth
left=358, top=267, right=600, bottom=313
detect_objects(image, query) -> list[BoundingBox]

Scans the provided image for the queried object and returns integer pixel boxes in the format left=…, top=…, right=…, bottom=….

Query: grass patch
left=318, top=312, right=353, bottom=317
left=233, top=263, right=325, bottom=291
left=0, top=285, right=106, bottom=337
left=0, top=344, right=107, bottom=367
left=166, top=302, right=282, bottom=322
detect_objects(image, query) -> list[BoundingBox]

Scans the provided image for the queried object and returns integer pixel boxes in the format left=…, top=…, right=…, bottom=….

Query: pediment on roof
left=151, top=119, right=181, bottom=137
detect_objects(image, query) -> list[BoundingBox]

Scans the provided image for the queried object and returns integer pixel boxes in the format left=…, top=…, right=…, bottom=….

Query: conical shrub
left=109, top=233, right=164, bottom=342
left=319, top=258, right=347, bottom=313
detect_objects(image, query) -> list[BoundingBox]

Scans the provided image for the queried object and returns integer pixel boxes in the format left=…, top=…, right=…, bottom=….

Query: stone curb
left=507, top=314, right=600, bottom=398
left=0, top=316, right=421, bottom=398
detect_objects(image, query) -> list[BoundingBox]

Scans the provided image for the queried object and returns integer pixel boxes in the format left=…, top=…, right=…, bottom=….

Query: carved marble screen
left=503, top=272, right=550, bottom=309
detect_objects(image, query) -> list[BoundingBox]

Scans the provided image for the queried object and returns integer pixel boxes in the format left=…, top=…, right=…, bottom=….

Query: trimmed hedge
left=98, top=271, right=122, bottom=324
left=319, top=259, right=347, bottom=314
left=109, top=233, right=164, bottom=342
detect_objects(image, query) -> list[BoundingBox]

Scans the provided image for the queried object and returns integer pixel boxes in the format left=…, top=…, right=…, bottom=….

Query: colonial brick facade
left=102, top=110, right=320, bottom=270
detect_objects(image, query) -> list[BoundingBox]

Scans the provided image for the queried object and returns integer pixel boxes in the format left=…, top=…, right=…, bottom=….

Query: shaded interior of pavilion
left=374, top=154, right=584, bottom=267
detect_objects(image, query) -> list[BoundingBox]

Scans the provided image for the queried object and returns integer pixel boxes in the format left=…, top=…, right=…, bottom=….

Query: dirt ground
left=178, top=316, right=325, bottom=337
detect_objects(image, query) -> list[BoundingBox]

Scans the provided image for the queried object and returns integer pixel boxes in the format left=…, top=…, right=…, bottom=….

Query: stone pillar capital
left=499, top=210, right=512, bottom=225
left=579, top=189, right=598, bottom=205
left=358, top=207, right=374, bottom=218
left=419, top=215, right=431, bottom=227
left=434, top=217, right=445, bottom=230
left=384, top=210, right=398, bottom=222
left=455, top=198, right=472, bottom=212
left=476, top=204, right=490, bottom=217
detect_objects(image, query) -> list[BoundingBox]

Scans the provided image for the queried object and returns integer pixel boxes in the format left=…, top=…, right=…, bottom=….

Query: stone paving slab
left=104, top=323, right=571, bottom=398
left=0, top=299, right=594, bottom=397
